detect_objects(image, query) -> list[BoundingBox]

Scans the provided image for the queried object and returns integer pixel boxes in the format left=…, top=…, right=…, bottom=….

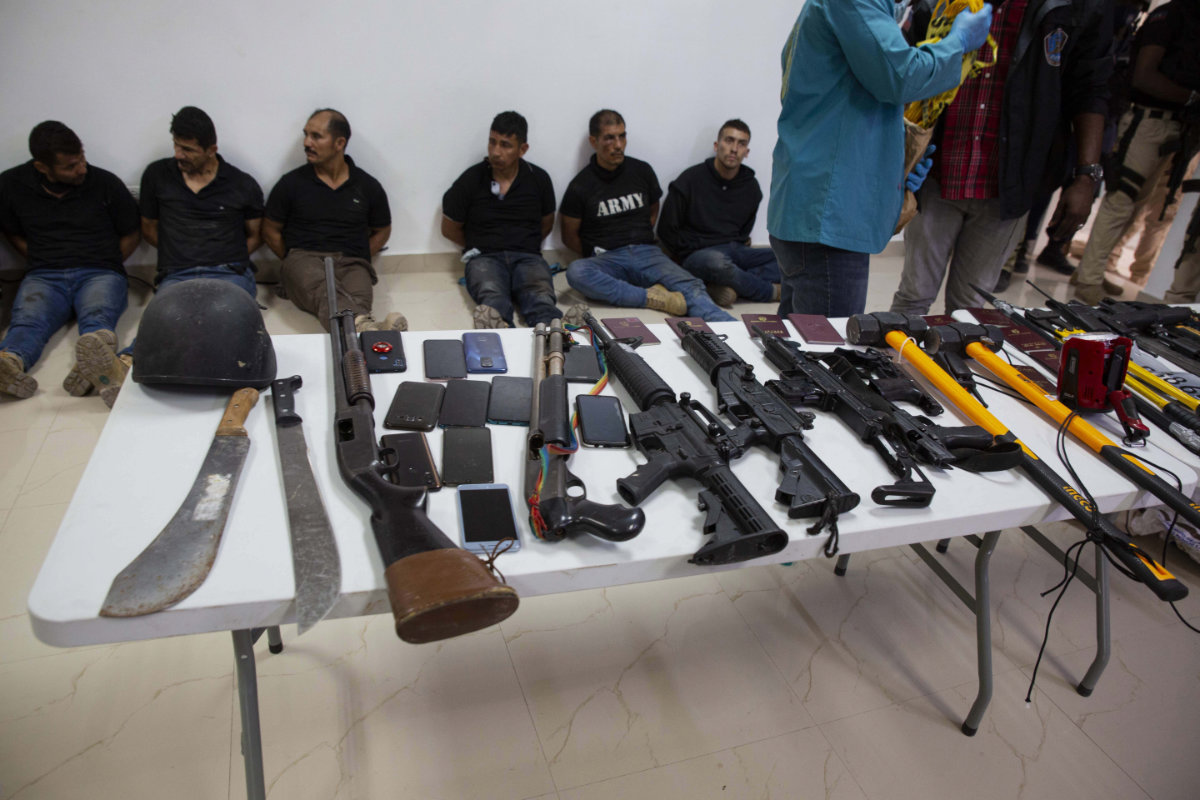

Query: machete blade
left=100, top=388, right=258, bottom=617
left=275, top=421, right=340, bottom=633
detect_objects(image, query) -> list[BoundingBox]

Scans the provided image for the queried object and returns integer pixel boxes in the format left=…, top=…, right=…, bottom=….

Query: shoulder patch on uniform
left=1044, top=28, right=1067, bottom=67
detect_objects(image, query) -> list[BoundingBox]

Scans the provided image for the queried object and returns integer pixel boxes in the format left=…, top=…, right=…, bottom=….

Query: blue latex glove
left=948, top=4, right=993, bottom=53
left=906, top=145, right=935, bottom=193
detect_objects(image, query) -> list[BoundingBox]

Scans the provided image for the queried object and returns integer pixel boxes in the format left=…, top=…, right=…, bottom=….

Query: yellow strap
left=905, top=0, right=998, bottom=129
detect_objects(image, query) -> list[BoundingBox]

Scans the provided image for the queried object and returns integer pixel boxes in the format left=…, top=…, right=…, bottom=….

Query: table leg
left=961, top=529, right=1000, bottom=737
left=1076, top=544, right=1111, bottom=696
left=232, top=630, right=267, bottom=800
left=267, top=625, right=283, bottom=654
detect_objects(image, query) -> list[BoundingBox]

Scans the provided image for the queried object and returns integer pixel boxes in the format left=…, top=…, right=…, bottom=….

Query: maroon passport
left=600, top=317, right=660, bottom=345
left=922, top=314, right=956, bottom=327
left=665, top=317, right=713, bottom=338
left=786, top=314, right=844, bottom=345
left=742, top=314, right=790, bottom=338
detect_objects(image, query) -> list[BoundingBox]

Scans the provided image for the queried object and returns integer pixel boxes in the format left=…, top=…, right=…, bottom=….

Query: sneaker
left=705, top=283, right=738, bottom=308
left=562, top=303, right=590, bottom=329
left=75, top=330, right=128, bottom=408
left=993, top=269, right=1013, bottom=293
left=644, top=284, right=688, bottom=317
left=471, top=304, right=509, bottom=329
left=380, top=311, right=408, bottom=331
left=62, top=365, right=94, bottom=396
left=1036, top=244, right=1075, bottom=275
left=0, top=350, right=37, bottom=399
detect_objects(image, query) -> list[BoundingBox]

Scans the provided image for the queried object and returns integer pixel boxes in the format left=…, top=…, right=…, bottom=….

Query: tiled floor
left=2, top=249, right=1198, bottom=799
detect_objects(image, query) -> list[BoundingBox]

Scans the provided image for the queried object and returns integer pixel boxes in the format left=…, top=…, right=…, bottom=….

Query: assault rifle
left=524, top=319, right=645, bottom=542
left=584, top=313, right=788, bottom=565
left=326, top=258, right=518, bottom=643
left=676, top=323, right=859, bottom=536
left=754, top=329, right=1016, bottom=507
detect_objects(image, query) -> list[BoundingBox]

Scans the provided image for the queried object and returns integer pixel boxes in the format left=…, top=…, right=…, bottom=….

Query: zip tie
left=895, top=335, right=920, bottom=365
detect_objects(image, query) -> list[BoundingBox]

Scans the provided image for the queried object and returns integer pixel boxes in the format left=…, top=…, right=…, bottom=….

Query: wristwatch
left=1073, top=163, right=1104, bottom=183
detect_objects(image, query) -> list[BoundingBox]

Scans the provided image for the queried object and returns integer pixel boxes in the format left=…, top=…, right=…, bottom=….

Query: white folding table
left=29, top=321, right=1196, bottom=800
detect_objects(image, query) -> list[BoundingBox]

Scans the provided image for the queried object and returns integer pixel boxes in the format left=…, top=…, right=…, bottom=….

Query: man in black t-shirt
left=1075, top=0, right=1200, bottom=302
left=263, top=108, right=404, bottom=332
left=657, top=119, right=780, bottom=308
left=140, top=106, right=264, bottom=295
left=0, top=121, right=139, bottom=401
left=561, top=110, right=734, bottom=321
left=441, top=111, right=562, bottom=328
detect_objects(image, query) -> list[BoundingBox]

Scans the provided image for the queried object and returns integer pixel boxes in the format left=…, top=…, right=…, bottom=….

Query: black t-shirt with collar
left=561, top=155, right=662, bottom=256
left=442, top=158, right=556, bottom=255
left=0, top=161, right=139, bottom=272
left=264, top=155, right=390, bottom=260
left=139, top=155, right=264, bottom=279
left=656, top=158, right=762, bottom=260
left=1129, top=1, right=1200, bottom=110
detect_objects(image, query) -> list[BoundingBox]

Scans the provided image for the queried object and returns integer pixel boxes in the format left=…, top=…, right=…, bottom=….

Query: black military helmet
left=132, top=278, right=276, bottom=388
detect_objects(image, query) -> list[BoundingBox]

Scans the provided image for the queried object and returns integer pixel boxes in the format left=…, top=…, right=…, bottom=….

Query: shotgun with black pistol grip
left=583, top=312, right=788, bottom=565
left=971, top=283, right=1200, bottom=452
left=525, top=319, right=645, bottom=542
left=924, top=319, right=1200, bottom=534
left=847, top=311, right=1187, bottom=603
left=325, top=257, right=518, bottom=643
left=675, top=322, right=860, bottom=528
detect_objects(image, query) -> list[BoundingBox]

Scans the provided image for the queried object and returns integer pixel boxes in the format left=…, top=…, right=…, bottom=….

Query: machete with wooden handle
left=100, top=387, right=260, bottom=617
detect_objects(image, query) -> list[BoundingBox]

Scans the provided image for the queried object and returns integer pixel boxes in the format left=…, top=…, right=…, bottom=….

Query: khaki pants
left=1106, top=150, right=1200, bottom=280
left=1164, top=203, right=1200, bottom=303
left=280, top=249, right=375, bottom=331
left=1078, top=107, right=1188, bottom=289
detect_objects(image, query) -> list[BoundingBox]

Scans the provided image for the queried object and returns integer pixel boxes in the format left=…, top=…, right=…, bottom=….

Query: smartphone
left=360, top=330, right=407, bottom=372
left=383, top=381, right=445, bottom=431
left=487, top=375, right=533, bottom=425
left=576, top=394, right=630, bottom=448
left=442, top=427, right=493, bottom=486
left=457, top=483, right=521, bottom=554
left=423, top=339, right=467, bottom=380
left=379, top=432, right=441, bottom=490
left=462, top=331, right=508, bottom=374
left=564, top=344, right=603, bottom=383
left=439, top=379, right=491, bottom=427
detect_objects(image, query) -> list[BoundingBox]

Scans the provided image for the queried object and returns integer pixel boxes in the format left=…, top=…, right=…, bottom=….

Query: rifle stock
left=325, top=257, right=518, bottom=642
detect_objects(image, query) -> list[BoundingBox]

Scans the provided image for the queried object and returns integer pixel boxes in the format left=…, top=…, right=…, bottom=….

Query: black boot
left=1011, top=239, right=1033, bottom=274
left=1036, top=239, right=1075, bottom=275
left=994, top=269, right=1013, bottom=293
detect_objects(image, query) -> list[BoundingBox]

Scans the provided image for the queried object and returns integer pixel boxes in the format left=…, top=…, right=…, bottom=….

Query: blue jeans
left=0, top=267, right=128, bottom=368
left=681, top=243, right=780, bottom=302
left=159, top=263, right=257, bottom=297
left=770, top=236, right=869, bottom=318
left=464, top=251, right=560, bottom=327
left=566, top=244, right=735, bottom=322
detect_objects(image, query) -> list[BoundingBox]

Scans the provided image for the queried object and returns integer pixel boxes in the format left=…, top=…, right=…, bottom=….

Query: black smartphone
left=423, top=339, right=467, bottom=380
left=439, top=379, right=491, bottom=428
left=379, top=432, right=441, bottom=490
left=487, top=375, right=533, bottom=425
left=360, top=330, right=407, bottom=373
left=457, top=483, right=521, bottom=554
left=383, top=381, right=445, bottom=431
left=462, top=331, right=508, bottom=374
left=576, top=394, right=630, bottom=448
left=442, top=427, right=494, bottom=486
left=564, top=343, right=603, bottom=383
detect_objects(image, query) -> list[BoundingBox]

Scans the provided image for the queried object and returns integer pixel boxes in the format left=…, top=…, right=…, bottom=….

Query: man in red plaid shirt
left=891, top=0, right=1113, bottom=315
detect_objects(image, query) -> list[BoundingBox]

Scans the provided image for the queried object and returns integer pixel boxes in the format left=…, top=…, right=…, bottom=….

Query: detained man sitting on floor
left=562, top=109, right=735, bottom=322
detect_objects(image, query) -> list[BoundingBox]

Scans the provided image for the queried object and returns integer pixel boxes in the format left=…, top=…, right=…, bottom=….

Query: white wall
left=0, top=0, right=802, bottom=258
